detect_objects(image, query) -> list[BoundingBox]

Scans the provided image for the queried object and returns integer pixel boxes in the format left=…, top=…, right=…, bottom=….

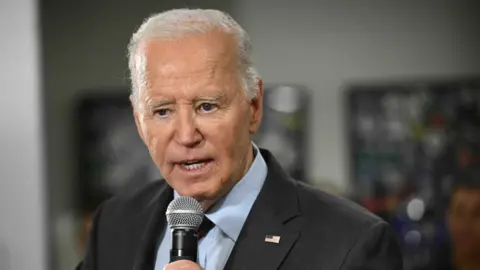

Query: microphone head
left=166, top=196, right=204, bottom=230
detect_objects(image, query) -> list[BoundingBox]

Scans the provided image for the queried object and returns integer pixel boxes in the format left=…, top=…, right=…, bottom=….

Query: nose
left=174, top=109, right=202, bottom=147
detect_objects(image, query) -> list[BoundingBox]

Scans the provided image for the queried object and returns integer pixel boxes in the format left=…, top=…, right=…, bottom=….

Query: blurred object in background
left=74, top=92, right=160, bottom=212
left=345, top=77, right=480, bottom=270
left=420, top=168, right=480, bottom=270
left=444, top=171, right=480, bottom=270
left=252, top=84, right=311, bottom=181
left=74, top=92, right=160, bottom=256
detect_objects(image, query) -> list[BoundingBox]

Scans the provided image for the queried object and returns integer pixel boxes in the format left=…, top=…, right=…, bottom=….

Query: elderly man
left=77, top=8, right=402, bottom=270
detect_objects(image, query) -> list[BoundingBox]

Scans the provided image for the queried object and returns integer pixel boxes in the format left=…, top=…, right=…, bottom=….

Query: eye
left=155, top=108, right=170, bottom=117
left=198, top=103, right=217, bottom=113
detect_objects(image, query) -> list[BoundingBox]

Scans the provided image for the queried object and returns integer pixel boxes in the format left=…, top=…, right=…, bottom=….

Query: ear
left=249, top=79, right=264, bottom=134
left=130, top=95, right=146, bottom=143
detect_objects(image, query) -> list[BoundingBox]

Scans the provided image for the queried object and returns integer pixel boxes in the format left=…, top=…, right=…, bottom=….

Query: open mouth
left=178, top=159, right=213, bottom=171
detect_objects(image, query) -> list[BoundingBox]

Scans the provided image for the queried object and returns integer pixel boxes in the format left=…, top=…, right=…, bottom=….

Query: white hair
left=127, top=8, right=260, bottom=104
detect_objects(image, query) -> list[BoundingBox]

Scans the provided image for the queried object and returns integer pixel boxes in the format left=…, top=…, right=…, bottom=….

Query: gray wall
left=42, top=0, right=480, bottom=269
left=0, top=1, right=47, bottom=270
left=233, top=0, right=480, bottom=192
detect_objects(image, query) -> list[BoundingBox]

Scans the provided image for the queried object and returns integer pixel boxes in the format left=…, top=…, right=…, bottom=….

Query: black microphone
left=166, top=196, right=204, bottom=262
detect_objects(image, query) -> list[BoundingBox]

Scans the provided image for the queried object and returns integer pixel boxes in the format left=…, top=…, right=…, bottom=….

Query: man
left=445, top=180, right=480, bottom=270
left=420, top=169, right=480, bottom=270
left=77, top=8, right=402, bottom=270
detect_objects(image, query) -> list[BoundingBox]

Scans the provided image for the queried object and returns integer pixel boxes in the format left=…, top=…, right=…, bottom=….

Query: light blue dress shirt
left=154, top=143, right=268, bottom=270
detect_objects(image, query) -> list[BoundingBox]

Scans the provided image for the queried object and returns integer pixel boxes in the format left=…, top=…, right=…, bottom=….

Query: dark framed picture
left=345, top=77, right=480, bottom=269
left=74, top=91, right=159, bottom=213
left=253, top=84, right=311, bottom=182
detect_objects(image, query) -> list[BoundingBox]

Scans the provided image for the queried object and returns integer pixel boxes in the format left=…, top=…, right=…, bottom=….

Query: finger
left=163, top=260, right=202, bottom=270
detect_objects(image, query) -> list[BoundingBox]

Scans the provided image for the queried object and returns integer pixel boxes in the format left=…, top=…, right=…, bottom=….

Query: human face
left=447, top=187, right=480, bottom=257
left=132, top=30, right=263, bottom=208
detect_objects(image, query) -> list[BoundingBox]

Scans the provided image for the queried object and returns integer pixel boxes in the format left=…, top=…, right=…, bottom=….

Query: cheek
left=142, top=120, right=171, bottom=167
left=198, top=111, right=251, bottom=182
left=201, top=110, right=250, bottom=153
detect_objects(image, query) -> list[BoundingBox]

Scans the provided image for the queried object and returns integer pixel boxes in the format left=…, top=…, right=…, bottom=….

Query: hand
left=163, top=260, right=203, bottom=270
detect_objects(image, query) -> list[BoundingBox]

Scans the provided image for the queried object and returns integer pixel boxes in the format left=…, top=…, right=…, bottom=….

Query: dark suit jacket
left=77, top=149, right=403, bottom=270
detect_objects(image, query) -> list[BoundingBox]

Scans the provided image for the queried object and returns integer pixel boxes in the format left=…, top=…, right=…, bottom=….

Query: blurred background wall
left=0, top=0, right=478, bottom=270
left=233, top=0, right=480, bottom=192
left=0, top=1, right=47, bottom=270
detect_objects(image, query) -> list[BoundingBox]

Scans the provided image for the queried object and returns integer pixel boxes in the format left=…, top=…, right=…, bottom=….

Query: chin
left=176, top=181, right=221, bottom=199
left=191, top=188, right=223, bottom=202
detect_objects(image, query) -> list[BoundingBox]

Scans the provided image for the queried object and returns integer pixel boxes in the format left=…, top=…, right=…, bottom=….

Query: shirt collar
left=173, top=142, right=268, bottom=242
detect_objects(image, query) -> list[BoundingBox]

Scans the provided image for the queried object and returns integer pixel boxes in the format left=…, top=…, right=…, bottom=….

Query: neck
left=200, top=145, right=255, bottom=211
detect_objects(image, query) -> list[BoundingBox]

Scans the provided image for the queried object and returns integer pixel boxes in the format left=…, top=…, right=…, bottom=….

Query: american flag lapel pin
left=264, top=234, right=281, bottom=244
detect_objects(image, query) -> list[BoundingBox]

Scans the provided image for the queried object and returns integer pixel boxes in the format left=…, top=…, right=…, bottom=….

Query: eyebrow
left=146, top=99, right=174, bottom=109
left=145, top=91, right=229, bottom=109
left=194, top=92, right=228, bottom=103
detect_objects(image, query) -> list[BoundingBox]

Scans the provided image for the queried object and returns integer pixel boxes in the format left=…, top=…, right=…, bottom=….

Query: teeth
left=181, top=162, right=206, bottom=170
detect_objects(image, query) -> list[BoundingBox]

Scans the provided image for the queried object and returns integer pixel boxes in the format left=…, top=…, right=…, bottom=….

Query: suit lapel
left=224, top=149, right=303, bottom=270
left=133, top=181, right=173, bottom=270
left=130, top=149, right=302, bottom=270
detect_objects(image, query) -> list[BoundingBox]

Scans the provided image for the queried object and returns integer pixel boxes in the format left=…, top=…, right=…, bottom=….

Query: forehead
left=140, top=30, right=238, bottom=82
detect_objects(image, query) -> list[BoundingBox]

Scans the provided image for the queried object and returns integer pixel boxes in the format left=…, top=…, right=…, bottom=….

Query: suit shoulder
left=296, top=181, right=384, bottom=228
left=100, top=180, right=168, bottom=217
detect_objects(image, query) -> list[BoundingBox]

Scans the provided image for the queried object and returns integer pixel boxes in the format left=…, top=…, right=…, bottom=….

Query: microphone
left=166, top=196, right=204, bottom=262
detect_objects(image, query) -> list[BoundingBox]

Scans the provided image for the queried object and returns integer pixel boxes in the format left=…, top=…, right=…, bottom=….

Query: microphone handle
left=170, top=228, right=198, bottom=262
